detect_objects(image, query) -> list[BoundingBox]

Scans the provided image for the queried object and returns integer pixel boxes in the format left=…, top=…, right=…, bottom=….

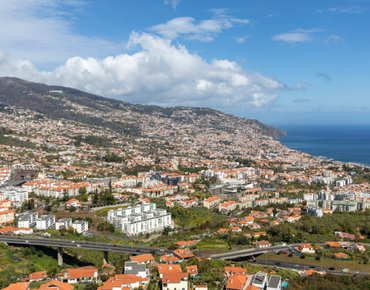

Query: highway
left=250, top=259, right=369, bottom=276
left=211, top=245, right=290, bottom=260
left=0, top=236, right=173, bottom=255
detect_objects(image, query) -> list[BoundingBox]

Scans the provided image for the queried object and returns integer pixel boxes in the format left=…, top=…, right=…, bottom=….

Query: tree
left=109, top=180, right=112, bottom=194
left=312, top=225, right=320, bottom=234
left=93, top=192, right=99, bottom=204
left=84, top=284, right=98, bottom=290
left=78, top=187, right=87, bottom=195
left=162, top=226, right=171, bottom=235
left=105, top=194, right=115, bottom=205
left=67, top=226, right=75, bottom=234
left=47, top=267, right=58, bottom=279
left=82, top=194, right=88, bottom=202
left=63, top=190, right=69, bottom=202
left=97, top=223, right=105, bottom=232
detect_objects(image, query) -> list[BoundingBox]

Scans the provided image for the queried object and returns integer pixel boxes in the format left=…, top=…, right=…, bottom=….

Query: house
left=326, top=242, right=341, bottom=248
left=249, top=223, right=261, bottom=230
left=36, top=215, right=55, bottom=230
left=354, top=243, right=366, bottom=252
left=226, top=274, right=248, bottom=290
left=203, top=196, right=220, bottom=209
left=124, top=262, right=147, bottom=278
left=231, top=226, right=242, bottom=232
left=160, top=254, right=181, bottom=264
left=267, top=275, right=282, bottom=290
left=99, top=274, right=149, bottom=290
left=252, top=273, right=268, bottom=290
left=0, top=226, right=20, bottom=235
left=59, top=266, right=98, bottom=283
left=299, top=269, right=317, bottom=278
left=224, top=267, right=247, bottom=277
left=2, top=282, right=30, bottom=290
left=65, top=198, right=82, bottom=208
left=334, top=253, right=348, bottom=259
left=162, top=273, right=188, bottom=290
left=27, top=271, right=48, bottom=282
left=72, top=220, right=88, bottom=233
left=253, top=232, right=266, bottom=238
left=298, top=243, right=315, bottom=254
left=39, top=280, right=74, bottom=290
left=129, top=253, right=155, bottom=265
left=174, top=241, right=196, bottom=248
left=185, top=265, right=198, bottom=276
left=157, top=264, right=182, bottom=279
left=244, top=216, right=254, bottom=225
left=0, top=209, right=15, bottom=224
left=174, top=249, right=195, bottom=260
left=244, top=233, right=252, bottom=239
left=256, top=240, right=271, bottom=249
left=219, top=201, right=236, bottom=214
left=55, top=218, right=72, bottom=231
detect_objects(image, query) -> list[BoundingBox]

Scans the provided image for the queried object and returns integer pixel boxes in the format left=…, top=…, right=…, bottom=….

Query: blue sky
left=0, top=0, right=369, bottom=125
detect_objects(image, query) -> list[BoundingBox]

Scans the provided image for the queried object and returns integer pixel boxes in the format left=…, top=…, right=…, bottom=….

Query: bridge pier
left=58, top=247, right=63, bottom=266
left=103, top=251, right=109, bottom=265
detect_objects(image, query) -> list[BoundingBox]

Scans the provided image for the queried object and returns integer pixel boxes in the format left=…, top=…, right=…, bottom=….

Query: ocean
left=275, top=124, right=370, bottom=166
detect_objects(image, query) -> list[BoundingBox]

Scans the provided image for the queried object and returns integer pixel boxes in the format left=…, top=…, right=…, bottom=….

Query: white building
left=162, top=273, right=188, bottom=290
left=55, top=218, right=72, bottom=230
left=36, top=215, right=55, bottom=230
left=17, top=211, right=38, bottom=228
left=0, top=187, right=29, bottom=207
left=109, top=203, right=173, bottom=236
left=72, top=220, right=88, bottom=233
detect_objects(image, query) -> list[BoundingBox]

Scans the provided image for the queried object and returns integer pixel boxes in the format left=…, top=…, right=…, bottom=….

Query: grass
left=95, top=205, right=127, bottom=217
left=29, top=281, right=49, bottom=289
left=197, top=237, right=229, bottom=250
left=173, top=207, right=228, bottom=228
left=257, top=253, right=370, bottom=273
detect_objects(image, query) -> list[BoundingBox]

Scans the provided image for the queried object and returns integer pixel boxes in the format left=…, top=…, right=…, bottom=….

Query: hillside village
left=1, top=91, right=370, bottom=290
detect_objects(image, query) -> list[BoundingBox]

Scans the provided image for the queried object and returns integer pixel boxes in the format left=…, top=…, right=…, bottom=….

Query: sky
left=0, top=0, right=369, bottom=125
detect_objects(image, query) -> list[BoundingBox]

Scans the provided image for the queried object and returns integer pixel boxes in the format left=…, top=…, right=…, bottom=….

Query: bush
left=315, top=255, right=321, bottom=261
left=300, top=254, right=306, bottom=259
left=288, top=253, right=293, bottom=257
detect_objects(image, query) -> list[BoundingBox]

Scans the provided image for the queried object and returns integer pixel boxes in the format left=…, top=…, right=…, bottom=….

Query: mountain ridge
left=0, top=77, right=286, bottom=139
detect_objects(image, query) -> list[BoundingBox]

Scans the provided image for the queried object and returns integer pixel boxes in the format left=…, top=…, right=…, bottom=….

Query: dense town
left=1, top=96, right=370, bottom=290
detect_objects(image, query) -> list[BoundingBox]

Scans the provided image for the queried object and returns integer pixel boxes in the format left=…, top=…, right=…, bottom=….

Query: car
left=309, top=266, right=316, bottom=269
left=17, top=237, right=20, bottom=239
left=342, top=269, right=349, bottom=272
left=113, top=245, right=117, bottom=247
left=108, top=248, right=111, bottom=250
left=293, top=265, right=299, bottom=268
left=160, top=249, right=164, bottom=252
left=86, top=242, right=89, bottom=244
left=71, top=241, right=75, bottom=243
left=329, top=267, right=335, bottom=271
left=25, top=240, right=29, bottom=243
left=77, top=245, right=81, bottom=247
left=354, top=271, right=359, bottom=274
left=275, top=263, right=281, bottom=266
left=281, top=251, right=288, bottom=254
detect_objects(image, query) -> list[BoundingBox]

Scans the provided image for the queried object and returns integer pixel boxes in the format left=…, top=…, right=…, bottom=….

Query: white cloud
left=272, top=33, right=313, bottom=43
left=272, top=28, right=324, bottom=44
left=315, top=9, right=323, bottom=13
left=0, top=0, right=124, bottom=68
left=148, top=10, right=250, bottom=42
left=324, top=35, right=341, bottom=45
left=233, top=35, right=251, bottom=43
left=329, top=6, right=368, bottom=13
left=164, top=0, right=181, bottom=10
left=0, top=32, right=285, bottom=109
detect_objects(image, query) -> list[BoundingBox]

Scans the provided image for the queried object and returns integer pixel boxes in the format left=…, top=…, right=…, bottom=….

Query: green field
left=197, top=237, right=229, bottom=250
left=94, top=205, right=127, bottom=216
left=257, top=253, right=370, bottom=273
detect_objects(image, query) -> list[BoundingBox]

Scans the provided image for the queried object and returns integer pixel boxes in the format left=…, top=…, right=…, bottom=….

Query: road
left=211, top=245, right=290, bottom=260
left=250, top=259, right=369, bottom=276
left=0, top=236, right=172, bottom=255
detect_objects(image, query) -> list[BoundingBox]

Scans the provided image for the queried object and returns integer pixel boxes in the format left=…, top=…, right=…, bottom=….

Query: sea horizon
left=274, top=123, right=370, bottom=166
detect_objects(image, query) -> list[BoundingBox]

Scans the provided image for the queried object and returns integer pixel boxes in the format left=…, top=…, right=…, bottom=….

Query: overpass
left=210, top=245, right=293, bottom=261
left=0, top=236, right=172, bottom=266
